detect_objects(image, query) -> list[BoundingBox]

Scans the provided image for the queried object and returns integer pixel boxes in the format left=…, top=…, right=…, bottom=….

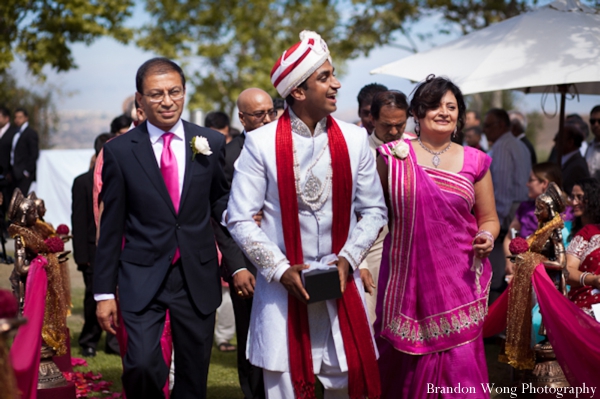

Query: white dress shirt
left=0, top=122, right=10, bottom=139
left=586, top=140, right=600, bottom=178
left=10, top=121, right=28, bottom=166
left=146, top=119, right=186, bottom=196
left=95, top=119, right=186, bottom=302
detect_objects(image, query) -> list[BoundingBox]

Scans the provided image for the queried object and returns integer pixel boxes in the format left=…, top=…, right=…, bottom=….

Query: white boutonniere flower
left=391, top=140, right=409, bottom=159
left=191, top=136, right=212, bottom=160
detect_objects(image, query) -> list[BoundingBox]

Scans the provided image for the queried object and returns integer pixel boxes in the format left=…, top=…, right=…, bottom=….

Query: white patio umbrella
left=371, top=0, right=600, bottom=157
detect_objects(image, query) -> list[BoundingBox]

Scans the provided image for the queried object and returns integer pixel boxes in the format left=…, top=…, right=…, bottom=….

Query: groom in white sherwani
left=227, top=31, right=387, bottom=399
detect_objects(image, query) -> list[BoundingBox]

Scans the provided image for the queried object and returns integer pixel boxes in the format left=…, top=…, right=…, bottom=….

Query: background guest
left=72, top=133, right=118, bottom=357
left=217, top=87, right=275, bottom=399
left=0, top=106, right=17, bottom=213
left=585, top=105, right=600, bottom=179
left=465, top=109, right=481, bottom=128
left=565, top=178, right=600, bottom=315
left=566, top=114, right=590, bottom=158
left=272, top=97, right=285, bottom=120
left=509, top=110, right=537, bottom=166
left=560, top=123, right=590, bottom=195
left=110, top=114, right=133, bottom=136
left=464, top=126, right=484, bottom=151
left=503, top=162, right=563, bottom=280
left=356, top=83, right=388, bottom=134
left=483, top=107, right=531, bottom=300
left=205, top=111, right=232, bottom=143
left=360, top=89, right=408, bottom=324
left=8, top=108, right=39, bottom=195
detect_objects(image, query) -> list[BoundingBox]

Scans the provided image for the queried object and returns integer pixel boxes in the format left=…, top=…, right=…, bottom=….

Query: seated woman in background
left=504, top=162, right=569, bottom=280
left=565, top=178, right=600, bottom=317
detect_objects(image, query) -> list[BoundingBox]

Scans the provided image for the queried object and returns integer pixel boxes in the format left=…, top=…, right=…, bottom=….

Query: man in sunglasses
left=585, top=105, right=600, bottom=179
left=214, top=87, right=276, bottom=399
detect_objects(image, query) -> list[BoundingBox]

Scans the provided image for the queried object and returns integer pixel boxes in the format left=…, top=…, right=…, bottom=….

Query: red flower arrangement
left=0, top=289, right=18, bottom=319
left=56, top=224, right=70, bottom=235
left=509, top=237, right=529, bottom=255
left=45, top=236, right=65, bottom=253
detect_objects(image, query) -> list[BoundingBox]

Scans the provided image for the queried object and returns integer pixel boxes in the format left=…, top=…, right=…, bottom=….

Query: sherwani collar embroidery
left=289, top=107, right=328, bottom=138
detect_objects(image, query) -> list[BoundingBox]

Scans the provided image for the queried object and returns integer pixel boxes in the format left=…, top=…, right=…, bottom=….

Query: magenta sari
left=376, top=141, right=492, bottom=398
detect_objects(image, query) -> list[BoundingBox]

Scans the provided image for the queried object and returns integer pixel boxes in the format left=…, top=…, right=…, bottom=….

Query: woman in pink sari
left=375, top=75, right=500, bottom=398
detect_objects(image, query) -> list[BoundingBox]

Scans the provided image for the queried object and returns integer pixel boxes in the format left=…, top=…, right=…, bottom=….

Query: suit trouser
left=230, top=286, right=265, bottom=399
left=120, top=262, right=215, bottom=399
left=78, top=267, right=119, bottom=352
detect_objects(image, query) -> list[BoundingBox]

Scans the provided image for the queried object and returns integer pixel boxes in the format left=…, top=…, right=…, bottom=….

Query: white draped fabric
left=33, top=149, right=95, bottom=229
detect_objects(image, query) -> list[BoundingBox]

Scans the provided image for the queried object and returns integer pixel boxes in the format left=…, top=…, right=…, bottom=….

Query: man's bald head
left=237, top=88, right=276, bottom=132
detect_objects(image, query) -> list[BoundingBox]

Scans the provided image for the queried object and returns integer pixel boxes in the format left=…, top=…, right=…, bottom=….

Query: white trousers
left=263, top=325, right=349, bottom=399
left=214, top=286, right=236, bottom=344
left=358, top=226, right=388, bottom=325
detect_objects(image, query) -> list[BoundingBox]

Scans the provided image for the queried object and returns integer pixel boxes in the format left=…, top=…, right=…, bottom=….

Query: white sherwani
left=227, top=109, right=387, bottom=374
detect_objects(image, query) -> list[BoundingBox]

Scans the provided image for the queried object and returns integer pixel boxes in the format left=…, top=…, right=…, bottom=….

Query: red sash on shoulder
left=275, top=109, right=381, bottom=399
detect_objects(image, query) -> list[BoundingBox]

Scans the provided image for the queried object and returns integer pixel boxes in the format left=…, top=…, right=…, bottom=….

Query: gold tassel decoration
left=503, top=252, right=545, bottom=370
left=41, top=253, right=69, bottom=356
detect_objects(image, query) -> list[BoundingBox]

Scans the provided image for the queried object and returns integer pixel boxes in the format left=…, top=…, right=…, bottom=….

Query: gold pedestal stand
left=523, top=340, right=569, bottom=398
left=37, top=344, right=68, bottom=390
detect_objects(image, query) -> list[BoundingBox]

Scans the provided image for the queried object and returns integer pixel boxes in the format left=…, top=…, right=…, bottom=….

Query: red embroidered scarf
left=275, top=109, right=381, bottom=399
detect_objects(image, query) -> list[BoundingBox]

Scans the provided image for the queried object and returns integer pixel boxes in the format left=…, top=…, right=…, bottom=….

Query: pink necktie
left=161, top=132, right=180, bottom=263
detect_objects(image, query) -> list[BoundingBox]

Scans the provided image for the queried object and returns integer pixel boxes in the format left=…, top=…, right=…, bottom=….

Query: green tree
left=0, top=72, right=58, bottom=149
left=137, top=0, right=419, bottom=116
left=0, top=0, right=134, bottom=77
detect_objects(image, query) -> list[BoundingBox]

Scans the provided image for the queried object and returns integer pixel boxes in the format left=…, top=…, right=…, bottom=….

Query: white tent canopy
left=371, top=0, right=600, bottom=96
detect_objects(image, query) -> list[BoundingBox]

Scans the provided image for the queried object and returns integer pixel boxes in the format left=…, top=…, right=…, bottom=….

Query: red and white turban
left=271, top=31, right=331, bottom=98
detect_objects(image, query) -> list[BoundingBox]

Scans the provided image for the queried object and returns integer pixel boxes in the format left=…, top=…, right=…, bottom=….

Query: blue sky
left=10, top=0, right=600, bottom=125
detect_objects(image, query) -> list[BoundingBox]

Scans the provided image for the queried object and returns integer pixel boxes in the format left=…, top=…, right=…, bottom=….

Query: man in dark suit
left=215, top=88, right=276, bottom=399
left=94, top=58, right=244, bottom=399
left=72, top=133, right=118, bottom=357
left=8, top=108, right=39, bottom=195
left=509, top=110, right=537, bottom=166
left=0, top=107, right=17, bottom=178
left=0, top=107, right=18, bottom=210
left=560, top=123, right=590, bottom=195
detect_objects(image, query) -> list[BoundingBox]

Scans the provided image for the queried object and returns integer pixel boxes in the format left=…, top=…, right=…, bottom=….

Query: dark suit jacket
left=9, top=125, right=39, bottom=181
left=0, top=124, right=19, bottom=176
left=562, top=151, right=590, bottom=195
left=215, top=132, right=257, bottom=280
left=224, top=132, right=245, bottom=183
left=520, top=136, right=537, bottom=166
left=94, top=120, right=237, bottom=314
left=72, top=169, right=96, bottom=271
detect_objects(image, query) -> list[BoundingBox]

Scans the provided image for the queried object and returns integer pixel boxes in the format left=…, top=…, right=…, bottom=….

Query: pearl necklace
left=417, top=137, right=452, bottom=168
left=292, top=141, right=332, bottom=212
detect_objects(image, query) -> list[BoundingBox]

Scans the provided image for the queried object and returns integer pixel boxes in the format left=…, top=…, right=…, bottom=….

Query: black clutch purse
left=303, top=268, right=342, bottom=304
